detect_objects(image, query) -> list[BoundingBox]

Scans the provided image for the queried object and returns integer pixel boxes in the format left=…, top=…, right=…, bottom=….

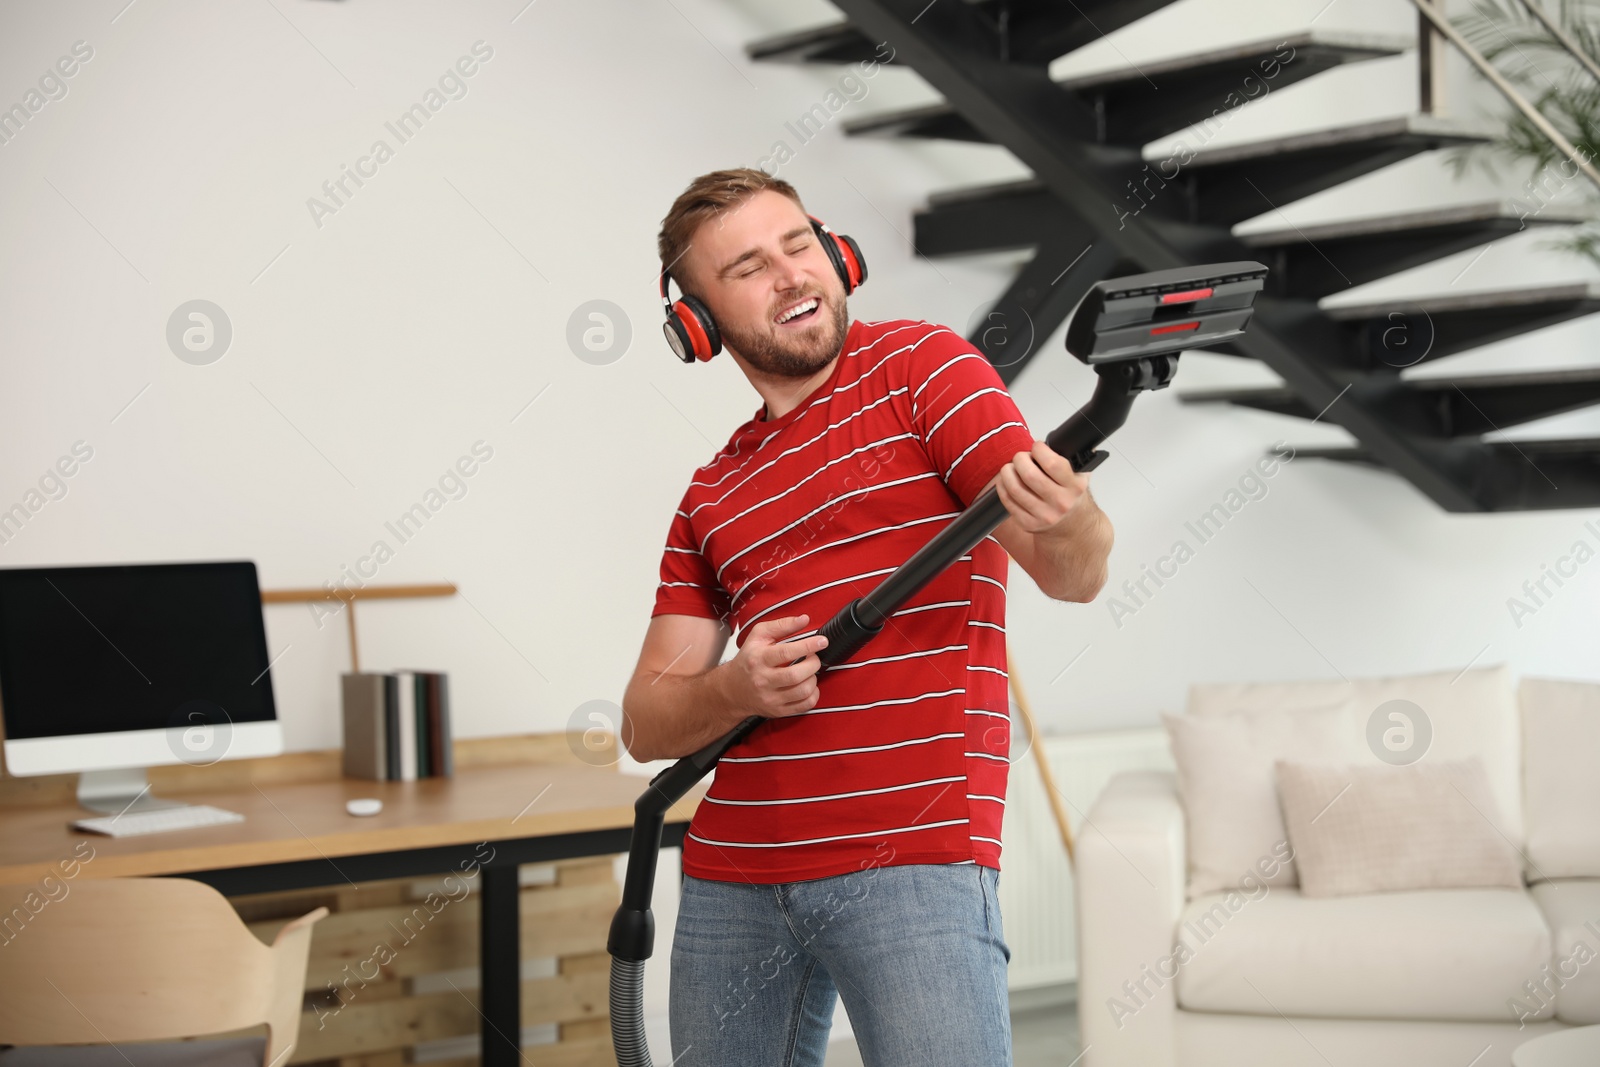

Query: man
left=622, top=167, right=1113, bottom=1067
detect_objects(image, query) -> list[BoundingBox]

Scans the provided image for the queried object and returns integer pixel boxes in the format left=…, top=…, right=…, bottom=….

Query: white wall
left=3, top=0, right=1598, bottom=1040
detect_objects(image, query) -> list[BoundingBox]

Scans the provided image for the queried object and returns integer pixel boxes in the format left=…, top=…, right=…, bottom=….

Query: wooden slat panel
left=561, top=1017, right=611, bottom=1040
left=556, top=857, right=617, bottom=887
left=291, top=985, right=477, bottom=1062
left=336, top=1052, right=407, bottom=1067
left=419, top=1038, right=614, bottom=1067
left=559, top=951, right=611, bottom=976
left=288, top=969, right=609, bottom=1062
left=255, top=882, right=618, bottom=990
left=334, top=883, right=408, bottom=913
left=520, top=967, right=610, bottom=1029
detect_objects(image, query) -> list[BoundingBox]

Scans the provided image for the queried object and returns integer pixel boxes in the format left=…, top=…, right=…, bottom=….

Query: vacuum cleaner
left=607, top=261, right=1268, bottom=1067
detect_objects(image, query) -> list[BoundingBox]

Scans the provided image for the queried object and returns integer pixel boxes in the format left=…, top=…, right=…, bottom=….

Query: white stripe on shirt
left=823, top=644, right=968, bottom=671
left=704, top=775, right=966, bottom=806
left=718, top=731, right=963, bottom=763
left=688, top=818, right=970, bottom=849
left=808, top=687, right=966, bottom=716
left=741, top=566, right=900, bottom=629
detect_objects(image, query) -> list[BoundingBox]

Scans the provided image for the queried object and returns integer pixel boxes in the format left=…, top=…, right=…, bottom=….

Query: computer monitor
left=0, top=560, right=284, bottom=813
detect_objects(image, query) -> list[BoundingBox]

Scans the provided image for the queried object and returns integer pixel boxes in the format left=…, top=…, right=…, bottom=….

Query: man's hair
left=658, top=168, right=805, bottom=295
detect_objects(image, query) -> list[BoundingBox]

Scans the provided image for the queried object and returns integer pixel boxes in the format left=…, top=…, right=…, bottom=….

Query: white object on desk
left=346, top=797, right=383, bottom=817
left=74, top=804, right=245, bottom=837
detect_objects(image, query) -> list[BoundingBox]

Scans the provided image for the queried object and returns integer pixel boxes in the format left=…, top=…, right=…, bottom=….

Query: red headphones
left=660, top=214, right=867, bottom=363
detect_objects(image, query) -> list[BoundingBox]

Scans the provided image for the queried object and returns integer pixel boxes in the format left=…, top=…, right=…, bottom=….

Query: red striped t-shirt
left=651, top=317, right=1037, bottom=883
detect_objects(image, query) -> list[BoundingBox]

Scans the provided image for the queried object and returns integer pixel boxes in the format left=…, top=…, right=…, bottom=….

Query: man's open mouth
left=775, top=297, right=821, bottom=326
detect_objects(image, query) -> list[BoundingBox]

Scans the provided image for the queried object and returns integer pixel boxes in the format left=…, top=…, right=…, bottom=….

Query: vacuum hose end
left=608, top=906, right=655, bottom=962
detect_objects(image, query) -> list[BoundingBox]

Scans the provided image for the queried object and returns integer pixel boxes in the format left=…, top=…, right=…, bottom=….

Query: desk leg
left=481, top=862, right=521, bottom=1065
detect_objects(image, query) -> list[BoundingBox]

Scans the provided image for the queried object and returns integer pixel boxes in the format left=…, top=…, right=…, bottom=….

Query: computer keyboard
left=74, top=804, right=245, bottom=837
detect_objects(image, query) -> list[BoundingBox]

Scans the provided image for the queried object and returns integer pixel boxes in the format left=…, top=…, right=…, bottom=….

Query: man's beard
left=721, top=293, right=849, bottom=378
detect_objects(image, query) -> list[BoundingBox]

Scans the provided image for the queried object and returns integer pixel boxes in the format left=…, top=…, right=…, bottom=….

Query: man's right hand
left=720, top=613, right=829, bottom=719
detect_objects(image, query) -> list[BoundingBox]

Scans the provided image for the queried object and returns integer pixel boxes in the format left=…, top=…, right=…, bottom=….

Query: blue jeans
left=669, top=862, right=1012, bottom=1067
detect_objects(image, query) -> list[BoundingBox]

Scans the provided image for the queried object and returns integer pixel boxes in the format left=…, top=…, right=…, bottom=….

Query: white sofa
left=1076, top=665, right=1600, bottom=1067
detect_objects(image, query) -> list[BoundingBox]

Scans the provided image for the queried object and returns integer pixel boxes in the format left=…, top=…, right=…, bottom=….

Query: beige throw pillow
left=1163, top=706, right=1356, bottom=897
left=1275, top=758, right=1524, bottom=898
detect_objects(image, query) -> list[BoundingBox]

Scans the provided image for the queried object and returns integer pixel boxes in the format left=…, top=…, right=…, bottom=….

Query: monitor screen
left=0, top=560, right=277, bottom=742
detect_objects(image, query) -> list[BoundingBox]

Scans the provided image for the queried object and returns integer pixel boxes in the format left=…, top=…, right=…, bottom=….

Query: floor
left=823, top=999, right=1080, bottom=1066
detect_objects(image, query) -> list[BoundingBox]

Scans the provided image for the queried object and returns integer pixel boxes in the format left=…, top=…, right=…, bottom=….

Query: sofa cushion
left=1276, top=758, right=1523, bottom=898
left=1164, top=706, right=1357, bottom=897
left=1172, top=885, right=1551, bottom=1020
left=1528, top=879, right=1600, bottom=1024
left=1173, top=1011, right=1569, bottom=1067
left=1186, top=664, right=1523, bottom=850
left=1521, top=677, right=1600, bottom=880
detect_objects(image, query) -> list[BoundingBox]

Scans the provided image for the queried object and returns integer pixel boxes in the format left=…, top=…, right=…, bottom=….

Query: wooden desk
left=0, top=759, right=700, bottom=1066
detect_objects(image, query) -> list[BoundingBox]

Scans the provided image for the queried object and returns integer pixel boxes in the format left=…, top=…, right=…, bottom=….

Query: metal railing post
left=1513, top=0, right=1600, bottom=86
left=1419, top=7, right=1448, bottom=114
left=1410, top=0, right=1600, bottom=194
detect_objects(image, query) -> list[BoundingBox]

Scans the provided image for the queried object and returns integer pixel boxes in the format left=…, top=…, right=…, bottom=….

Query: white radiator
left=998, top=723, right=1175, bottom=990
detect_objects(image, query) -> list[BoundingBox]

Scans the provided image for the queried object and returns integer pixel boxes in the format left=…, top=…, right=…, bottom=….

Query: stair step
left=1323, top=282, right=1600, bottom=366
left=924, top=176, right=1045, bottom=208
left=1181, top=367, right=1600, bottom=435
left=845, top=102, right=987, bottom=144
left=1324, top=281, right=1600, bottom=319
left=1238, top=200, right=1589, bottom=298
left=1179, top=384, right=1316, bottom=419
left=745, top=20, right=892, bottom=66
left=843, top=31, right=1407, bottom=147
left=1066, top=31, right=1408, bottom=145
left=745, top=0, right=1181, bottom=67
left=913, top=179, right=1076, bottom=256
left=1176, top=115, right=1494, bottom=225
left=1005, top=0, right=1186, bottom=64
left=1240, top=200, right=1587, bottom=247
left=1182, top=115, right=1493, bottom=169
left=1290, top=436, right=1600, bottom=509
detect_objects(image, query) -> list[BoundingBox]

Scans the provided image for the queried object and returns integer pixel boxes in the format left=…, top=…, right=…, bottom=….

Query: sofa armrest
left=1076, top=769, right=1187, bottom=1067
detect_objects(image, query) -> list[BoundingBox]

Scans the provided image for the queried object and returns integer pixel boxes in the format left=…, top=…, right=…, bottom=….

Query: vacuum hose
left=610, top=958, right=651, bottom=1067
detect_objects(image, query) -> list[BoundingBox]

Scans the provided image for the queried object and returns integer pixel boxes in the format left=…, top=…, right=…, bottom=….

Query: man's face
left=687, top=190, right=849, bottom=379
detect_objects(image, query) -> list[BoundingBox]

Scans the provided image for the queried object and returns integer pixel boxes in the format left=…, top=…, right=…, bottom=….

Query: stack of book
left=340, top=671, right=454, bottom=781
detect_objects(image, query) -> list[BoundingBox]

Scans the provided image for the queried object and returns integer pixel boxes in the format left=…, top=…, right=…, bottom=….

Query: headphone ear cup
left=663, top=313, right=698, bottom=364
left=674, top=293, right=720, bottom=362
left=837, top=234, right=867, bottom=291
left=815, top=229, right=850, bottom=292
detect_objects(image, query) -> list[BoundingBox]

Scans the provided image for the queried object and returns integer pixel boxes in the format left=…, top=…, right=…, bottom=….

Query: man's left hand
left=993, top=439, right=1091, bottom=534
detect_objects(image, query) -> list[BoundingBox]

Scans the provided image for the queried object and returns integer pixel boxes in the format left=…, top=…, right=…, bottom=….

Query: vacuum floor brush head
left=1066, top=261, right=1268, bottom=364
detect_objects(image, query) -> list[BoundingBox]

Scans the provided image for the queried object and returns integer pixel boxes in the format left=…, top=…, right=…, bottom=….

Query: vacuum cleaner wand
left=606, top=261, right=1266, bottom=1067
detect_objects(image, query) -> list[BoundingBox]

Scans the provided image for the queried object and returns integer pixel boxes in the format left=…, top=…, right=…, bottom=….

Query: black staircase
left=743, top=1, right=1600, bottom=511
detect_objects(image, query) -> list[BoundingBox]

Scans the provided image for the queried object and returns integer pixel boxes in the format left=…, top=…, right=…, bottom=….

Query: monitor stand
left=77, top=767, right=196, bottom=816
